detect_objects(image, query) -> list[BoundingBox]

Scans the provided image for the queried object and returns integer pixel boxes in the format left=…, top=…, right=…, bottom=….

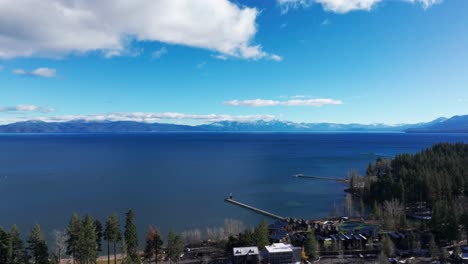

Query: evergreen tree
left=253, top=220, right=269, bottom=250
left=304, top=231, right=319, bottom=260
left=143, top=226, right=155, bottom=264
left=27, top=224, right=49, bottom=264
left=66, top=213, right=82, bottom=264
left=461, top=213, right=468, bottom=241
left=238, top=230, right=254, bottom=247
left=366, top=162, right=374, bottom=176
left=94, top=220, right=103, bottom=253
left=104, top=213, right=121, bottom=264
left=166, top=230, right=183, bottom=264
left=8, top=225, right=26, bottom=264
left=0, top=227, right=9, bottom=264
left=151, top=229, right=163, bottom=264
left=429, top=236, right=438, bottom=260
left=124, top=210, right=139, bottom=264
left=121, top=238, right=128, bottom=264
left=143, top=226, right=163, bottom=264
left=80, top=214, right=97, bottom=264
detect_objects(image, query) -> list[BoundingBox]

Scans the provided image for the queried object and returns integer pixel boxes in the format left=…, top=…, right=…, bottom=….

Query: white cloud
left=0, top=104, right=54, bottom=113
left=31, top=68, right=57, bottom=78
left=152, top=47, right=168, bottom=59
left=224, top=98, right=343, bottom=107
left=213, top=54, right=229, bottom=60
left=316, top=0, right=381, bottom=13
left=0, top=0, right=277, bottom=60
left=12, top=67, right=57, bottom=78
left=278, top=0, right=311, bottom=13
left=5, top=112, right=275, bottom=124
left=405, top=0, right=442, bottom=9
left=277, top=0, right=442, bottom=13
left=269, top=54, right=283, bottom=62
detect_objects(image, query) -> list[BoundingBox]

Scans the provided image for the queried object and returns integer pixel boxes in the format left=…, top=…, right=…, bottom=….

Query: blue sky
left=0, top=0, right=467, bottom=125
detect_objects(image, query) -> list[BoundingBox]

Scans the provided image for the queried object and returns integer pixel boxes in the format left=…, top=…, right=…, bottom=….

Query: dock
left=293, top=174, right=350, bottom=184
left=224, top=198, right=286, bottom=221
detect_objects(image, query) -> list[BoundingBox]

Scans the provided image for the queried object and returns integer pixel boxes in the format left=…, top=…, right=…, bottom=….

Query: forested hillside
left=364, top=143, right=468, bottom=204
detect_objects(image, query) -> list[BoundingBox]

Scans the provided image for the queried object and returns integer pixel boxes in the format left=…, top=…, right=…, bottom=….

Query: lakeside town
left=1, top=143, right=468, bottom=264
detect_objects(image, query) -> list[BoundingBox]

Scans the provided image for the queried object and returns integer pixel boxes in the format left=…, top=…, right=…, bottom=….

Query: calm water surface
left=1, top=132, right=468, bottom=242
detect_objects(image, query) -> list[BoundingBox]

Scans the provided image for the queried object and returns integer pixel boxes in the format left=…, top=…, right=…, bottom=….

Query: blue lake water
left=1, top=132, right=468, bottom=242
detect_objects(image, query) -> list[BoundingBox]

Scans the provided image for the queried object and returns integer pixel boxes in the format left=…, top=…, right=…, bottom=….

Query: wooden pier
left=293, top=174, right=350, bottom=184
left=224, top=198, right=286, bottom=221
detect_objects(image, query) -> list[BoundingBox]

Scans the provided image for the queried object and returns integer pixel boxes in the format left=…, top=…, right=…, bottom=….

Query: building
left=232, top=246, right=259, bottom=264
left=264, top=243, right=301, bottom=264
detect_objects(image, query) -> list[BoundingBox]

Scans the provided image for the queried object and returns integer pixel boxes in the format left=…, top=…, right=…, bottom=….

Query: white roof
left=265, top=243, right=294, bottom=253
left=233, top=247, right=259, bottom=256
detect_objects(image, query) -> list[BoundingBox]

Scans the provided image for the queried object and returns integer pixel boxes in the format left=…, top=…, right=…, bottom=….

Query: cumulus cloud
left=152, top=47, right=168, bottom=59
left=0, top=0, right=279, bottom=60
left=10, top=112, right=275, bottom=123
left=278, top=0, right=442, bottom=13
left=224, top=98, right=343, bottom=107
left=12, top=67, right=57, bottom=78
left=0, top=104, right=54, bottom=113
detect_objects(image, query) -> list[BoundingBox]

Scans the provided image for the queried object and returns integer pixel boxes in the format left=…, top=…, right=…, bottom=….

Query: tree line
left=349, top=142, right=468, bottom=243
left=0, top=209, right=189, bottom=264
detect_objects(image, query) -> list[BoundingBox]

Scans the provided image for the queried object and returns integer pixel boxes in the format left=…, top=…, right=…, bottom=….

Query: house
left=264, top=243, right=301, bottom=264
left=232, top=246, right=259, bottom=264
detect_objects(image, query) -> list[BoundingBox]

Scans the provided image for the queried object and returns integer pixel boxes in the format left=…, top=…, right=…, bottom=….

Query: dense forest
left=365, top=143, right=468, bottom=204
left=350, top=142, right=468, bottom=242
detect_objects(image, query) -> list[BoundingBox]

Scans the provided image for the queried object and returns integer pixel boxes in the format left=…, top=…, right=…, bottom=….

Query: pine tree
left=8, top=225, right=26, bottom=264
left=166, top=230, right=183, bottom=264
left=94, top=220, right=103, bottom=254
left=429, top=236, right=438, bottom=260
left=253, top=220, right=269, bottom=250
left=304, top=231, right=319, bottom=260
left=124, top=209, right=139, bottom=264
left=27, top=224, right=49, bottom=264
left=104, top=213, right=121, bottom=264
left=66, top=213, right=82, bottom=264
left=143, top=226, right=155, bottom=264
left=0, top=227, right=9, bottom=264
left=151, top=229, right=163, bottom=264
left=80, top=214, right=98, bottom=264
left=121, top=238, right=128, bottom=264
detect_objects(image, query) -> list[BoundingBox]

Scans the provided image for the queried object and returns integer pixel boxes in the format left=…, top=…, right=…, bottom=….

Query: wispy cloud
left=12, top=67, right=57, bottom=78
left=0, top=104, right=55, bottom=113
left=269, top=54, right=283, bottom=62
left=224, top=98, right=343, bottom=107
left=152, top=47, right=168, bottom=59
left=4, top=112, right=275, bottom=124
left=406, top=0, right=442, bottom=9
left=196, top=62, right=207, bottom=69
left=278, top=0, right=442, bottom=13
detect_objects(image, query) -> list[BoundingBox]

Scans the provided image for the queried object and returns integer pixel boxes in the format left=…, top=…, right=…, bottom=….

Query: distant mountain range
left=0, top=115, right=467, bottom=133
